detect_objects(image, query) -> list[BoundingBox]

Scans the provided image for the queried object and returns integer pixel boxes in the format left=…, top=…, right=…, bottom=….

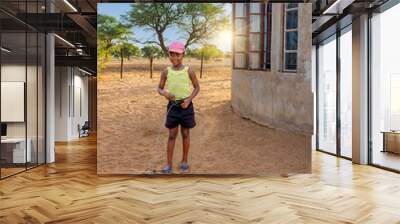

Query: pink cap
left=168, top=41, right=185, bottom=53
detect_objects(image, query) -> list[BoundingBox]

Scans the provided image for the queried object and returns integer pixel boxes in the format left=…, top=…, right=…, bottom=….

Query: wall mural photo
left=97, top=2, right=313, bottom=175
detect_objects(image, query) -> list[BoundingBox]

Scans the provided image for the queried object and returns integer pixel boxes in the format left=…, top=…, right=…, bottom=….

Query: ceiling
left=311, top=0, right=391, bottom=43
left=0, top=0, right=98, bottom=75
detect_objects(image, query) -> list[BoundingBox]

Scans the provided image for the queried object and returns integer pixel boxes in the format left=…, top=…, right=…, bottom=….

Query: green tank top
left=166, top=66, right=191, bottom=100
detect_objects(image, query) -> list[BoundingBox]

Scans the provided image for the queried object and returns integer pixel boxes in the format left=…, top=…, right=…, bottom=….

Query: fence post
left=200, top=51, right=204, bottom=79
left=150, top=56, right=153, bottom=79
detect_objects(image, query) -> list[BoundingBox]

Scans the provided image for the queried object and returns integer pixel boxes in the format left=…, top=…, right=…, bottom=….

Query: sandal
left=179, top=162, right=190, bottom=171
left=161, top=165, right=173, bottom=174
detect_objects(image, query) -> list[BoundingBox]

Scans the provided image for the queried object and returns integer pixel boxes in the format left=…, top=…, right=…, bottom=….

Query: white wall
left=1, top=65, right=26, bottom=142
left=55, top=67, right=89, bottom=141
left=55, top=67, right=69, bottom=141
left=76, top=71, right=89, bottom=138
left=1, top=65, right=35, bottom=138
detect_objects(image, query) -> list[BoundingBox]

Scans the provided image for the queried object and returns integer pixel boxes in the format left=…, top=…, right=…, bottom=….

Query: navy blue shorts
left=165, top=101, right=196, bottom=129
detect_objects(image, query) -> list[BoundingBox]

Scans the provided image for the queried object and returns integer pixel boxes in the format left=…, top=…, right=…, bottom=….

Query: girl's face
left=169, top=51, right=184, bottom=66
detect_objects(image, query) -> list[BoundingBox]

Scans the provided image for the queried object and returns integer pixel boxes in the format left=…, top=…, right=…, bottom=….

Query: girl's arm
left=157, top=68, right=174, bottom=100
left=187, top=66, right=200, bottom=102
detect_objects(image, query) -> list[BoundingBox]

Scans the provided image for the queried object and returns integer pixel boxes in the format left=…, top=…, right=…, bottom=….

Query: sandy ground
left=97, top=58, right=310, bottom=175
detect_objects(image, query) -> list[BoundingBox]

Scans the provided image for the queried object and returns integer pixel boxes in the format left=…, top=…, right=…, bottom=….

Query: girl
left=157, top=41, right=200, bottom=174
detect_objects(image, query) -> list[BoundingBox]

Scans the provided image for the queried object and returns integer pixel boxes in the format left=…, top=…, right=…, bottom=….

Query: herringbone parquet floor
left=1, top=134, right=400, bottom=224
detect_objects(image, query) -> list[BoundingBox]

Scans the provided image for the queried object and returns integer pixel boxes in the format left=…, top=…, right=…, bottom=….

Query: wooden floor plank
left=0, top=135, right=400, bottom=223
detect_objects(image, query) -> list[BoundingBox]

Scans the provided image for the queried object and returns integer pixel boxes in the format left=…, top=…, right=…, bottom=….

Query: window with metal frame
left=283, top=3, right=298, bottom=72
left=248, top=3, right=262, bottom=69
left=233, top=3, right=272, bottom=70
left=233, top=3, right=247, bottom=69
left=263, top=3, right=272, bottom=70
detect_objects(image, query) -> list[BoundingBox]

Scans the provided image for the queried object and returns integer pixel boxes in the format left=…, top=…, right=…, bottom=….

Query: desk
left=1, top=138, right=31, bottom=163
left=382, top=131, right=400, bottom=154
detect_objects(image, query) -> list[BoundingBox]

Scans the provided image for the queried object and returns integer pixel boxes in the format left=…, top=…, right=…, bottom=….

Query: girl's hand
left=180, top=98, right=191, bottom=109
left=162, top=90, right=175, bottom=101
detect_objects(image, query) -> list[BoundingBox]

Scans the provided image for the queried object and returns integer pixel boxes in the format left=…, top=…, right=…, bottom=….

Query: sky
left=97, top=3, right=232, bottom=52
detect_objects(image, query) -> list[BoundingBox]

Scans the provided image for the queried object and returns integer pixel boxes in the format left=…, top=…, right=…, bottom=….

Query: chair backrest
left=82, top=121, right=90, bottom=129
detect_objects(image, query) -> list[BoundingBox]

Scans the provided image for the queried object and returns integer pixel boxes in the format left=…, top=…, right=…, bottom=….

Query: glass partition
left=317, top=35, right=337, bottom=155
left=1, top=31, right=28, bottom=177
left=0, top=1, right=46, bottom=179
left=371, top=4, right=400, bottom=171
left=339, top=27, right=352, bottom=158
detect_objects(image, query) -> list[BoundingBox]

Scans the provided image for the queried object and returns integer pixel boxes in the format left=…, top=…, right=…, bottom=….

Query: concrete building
left=231, top=3, right=313, bottom=135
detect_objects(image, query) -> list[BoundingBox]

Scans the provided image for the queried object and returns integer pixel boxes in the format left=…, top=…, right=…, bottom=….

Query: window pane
left=318, top=38, right=337, bottom=154
left=287, top=3, right=298, bottom=9
left=286, top=10, right=298, bottom=29
left=371, top=4, right=400, bottom=171
left=249, top=53, right=260, bottom=69
left=340, top=29, right=352, bottom=158
left=392, top=75, right=400, bottom=114
left=250, top=3, right=260, bottom=14
left=234, top=53, right=246, bottom=68
left=235, top=18, right=246, bottom=35
left=285, top=31, right=298, bottom=50
left=250, top=15, right=260, bottom=32
left=285, top=52, right=297, bottom=70
left=249, top=33, right=260, bottom=51
left=235, top=3, right=246, bottom=17
left=235, top=36, right=246, bottom=52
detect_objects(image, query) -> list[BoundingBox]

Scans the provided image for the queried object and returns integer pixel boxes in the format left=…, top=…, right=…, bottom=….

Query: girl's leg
left=167, top=127, right=179, bottom=166
left=180, top=127, right=190, bottom=163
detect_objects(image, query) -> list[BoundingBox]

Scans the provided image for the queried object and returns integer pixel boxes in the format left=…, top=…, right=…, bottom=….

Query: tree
left=192, top=44, right=223, bottom=61
left=123, top=3, right=229, bottom=56
left=97, top=14, right=132, bottom=73
left=141, top=45, right=163, bottom=78
left=111, top=43, right=140, bottom=79
left=178, top=4, right=230, bottom=49
left=97, top=40, right=110, bottom=73
left=185, top=47, right=196, bottom=58
left=111, top=43, right=140, bottom=60
left=122, top=4, right=183, bottom=55
left=190, top=44, right=223, bottom=78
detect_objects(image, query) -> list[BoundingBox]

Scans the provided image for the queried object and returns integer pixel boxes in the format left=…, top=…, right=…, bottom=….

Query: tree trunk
left=120, top=49, right=124, bottom=79
left=150, top=56, right=153, bottom=79
left=156, top=31, right=168, bottom=56
left=200, top=51, right=204, bottom=79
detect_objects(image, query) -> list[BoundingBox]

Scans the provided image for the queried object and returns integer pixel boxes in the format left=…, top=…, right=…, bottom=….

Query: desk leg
left=382, top=133, right=387, bottom=153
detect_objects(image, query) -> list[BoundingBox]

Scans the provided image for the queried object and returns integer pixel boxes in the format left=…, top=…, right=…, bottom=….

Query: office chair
left=79, top=121, right=90, bottom=138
